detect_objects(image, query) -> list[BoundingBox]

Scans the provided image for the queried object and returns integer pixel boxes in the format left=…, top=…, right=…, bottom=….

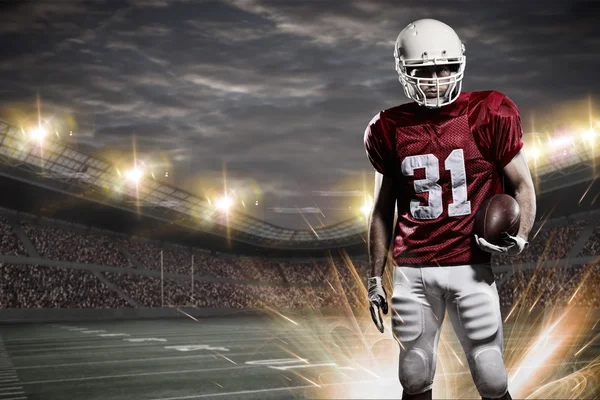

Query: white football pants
left=391, top=264, right=509, bottom=398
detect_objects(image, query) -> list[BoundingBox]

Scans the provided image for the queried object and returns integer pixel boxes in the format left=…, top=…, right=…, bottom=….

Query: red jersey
left=364, top=90, right=524, bottom=266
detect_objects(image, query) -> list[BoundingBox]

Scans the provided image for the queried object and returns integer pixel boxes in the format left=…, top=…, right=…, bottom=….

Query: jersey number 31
left=401, top=149, right=471, bottom=220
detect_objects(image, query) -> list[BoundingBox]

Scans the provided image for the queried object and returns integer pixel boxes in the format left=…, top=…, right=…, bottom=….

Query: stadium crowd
left=0, top=218, right=27, bottom=256
left=21, top=221, right=133, bottom=268
left=0, top=216, right=599, bottom=310
left=579, top=221, right=600, bottom=257
left=498, top=263, right=600, bottom=309
left=0, top=264, right=130, bottom=308
left=492, top=220, right=587, bottom=265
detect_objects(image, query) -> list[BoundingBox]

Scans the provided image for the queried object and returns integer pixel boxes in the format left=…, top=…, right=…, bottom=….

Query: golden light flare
left=216, top=353, right=237, bottom=365
left=264, top=307, right=299, bottom=326
left=210, top=380, right=224, bottom=389
left=215, top=195, right=233, bottom=211
left=174, top=307, right=199, bottom=322
left=124, top=166, right=143, bottom=184
left=448, top=345, right=465, bottom=367
left=298, top=373, right=322, bottom=388
left=524, top=95, right=598, bottom=179
left=582, top=128, right=597, bottom=145
left=500, top=261, right=600, bottom=399
left=529, top=144, right=542, bottom=160
left=360, top=195, right=373, bottom=219
left=524, top=359, right=600, bottom=399
left=243, top=249, right=405, bottom=399
left=574, top=333, right=600, bottom=357
left=243, top=244, right=600, bottom=400
left=29, top=126, right=48, bottom=141
left=507, top=310, right=569, bottom=393
left=579, top=178, right=596, bottom=204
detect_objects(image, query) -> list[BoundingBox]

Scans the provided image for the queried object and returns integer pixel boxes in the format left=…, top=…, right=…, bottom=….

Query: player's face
left=408, top=65, right=458, bottom=98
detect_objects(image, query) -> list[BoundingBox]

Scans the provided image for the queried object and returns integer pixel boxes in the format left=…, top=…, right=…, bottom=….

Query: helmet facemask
left=395, top=56, right=466, bottom=109
left=393, top=19, right=467, bottom=109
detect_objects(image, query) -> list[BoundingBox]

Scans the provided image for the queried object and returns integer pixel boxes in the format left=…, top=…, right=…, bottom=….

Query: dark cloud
left=0, top=0, right=598, bottom=228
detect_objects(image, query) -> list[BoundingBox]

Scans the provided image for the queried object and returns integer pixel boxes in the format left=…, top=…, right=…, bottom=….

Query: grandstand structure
left=1, top=118, right=599, bottom=256
left=0, top=119, right=367, bottom=255
left=0, top=116, right=599, bottom=320
left=0, top=31, right=598, bottom=400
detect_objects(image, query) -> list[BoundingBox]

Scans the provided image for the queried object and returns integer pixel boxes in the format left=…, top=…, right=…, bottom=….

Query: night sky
left=0, top=0, right=599, bottom=229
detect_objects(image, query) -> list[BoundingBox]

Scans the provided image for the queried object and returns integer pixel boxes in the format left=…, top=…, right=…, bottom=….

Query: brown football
left=474, top=194, right=520, bottom=246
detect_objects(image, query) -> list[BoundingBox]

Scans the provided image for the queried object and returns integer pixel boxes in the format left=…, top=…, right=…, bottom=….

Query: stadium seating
left=492, top=220, right=586, bottom=265
left=21, top=221, right=133, bottom=268
left=0, top=215, right=599, bottom=310
left=0, top=264, right=131, bottom=308
left=0, top=217, right=27, bottom=256
left=579, top=221, right=600, bottom=257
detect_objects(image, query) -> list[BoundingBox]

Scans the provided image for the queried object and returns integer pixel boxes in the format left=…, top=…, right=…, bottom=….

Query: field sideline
left=0, top=313, right=598, bottom=399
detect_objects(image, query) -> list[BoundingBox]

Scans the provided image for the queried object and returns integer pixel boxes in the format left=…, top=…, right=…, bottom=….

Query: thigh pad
left=391, top=284, right=423, bottom=342
left=457, top=289, right=499, bottom=342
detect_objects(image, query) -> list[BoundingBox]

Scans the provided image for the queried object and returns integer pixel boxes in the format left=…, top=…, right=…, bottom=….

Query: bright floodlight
left=548, top=136, right=574, bottom=148
left=582, top=129, right=597, bottom=144
left=361, top=198, right=373, bottom=218
left=529, top=145, right=541, bottom=160
left=125, top=167, right=143, bottom=184
left=216, top=195, right=233, bottom=211
left=30, top=126, right=48, bottom=141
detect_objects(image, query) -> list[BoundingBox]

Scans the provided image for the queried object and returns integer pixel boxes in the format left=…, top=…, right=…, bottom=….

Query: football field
left=0, top=312, right=598, bottom=399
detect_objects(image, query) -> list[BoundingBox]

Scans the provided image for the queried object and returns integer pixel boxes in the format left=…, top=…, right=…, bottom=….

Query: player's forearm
left=368, top=208, right=395, bottom=277
left=514, top=182, right=536, bottom=241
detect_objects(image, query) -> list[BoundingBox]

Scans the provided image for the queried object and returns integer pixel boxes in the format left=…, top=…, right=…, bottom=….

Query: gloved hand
left=368, top=276, right=388, bottom=333
left=475, top=233, right=528, bottom=256
left=501, top=232, right=529, bottom=256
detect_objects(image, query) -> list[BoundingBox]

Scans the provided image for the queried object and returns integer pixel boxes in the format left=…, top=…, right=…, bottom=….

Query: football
left=474, top=194, right=520, bottom=246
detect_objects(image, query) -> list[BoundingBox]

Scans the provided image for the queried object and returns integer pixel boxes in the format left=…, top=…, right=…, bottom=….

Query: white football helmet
left=394, top=19, right=466, bottom=108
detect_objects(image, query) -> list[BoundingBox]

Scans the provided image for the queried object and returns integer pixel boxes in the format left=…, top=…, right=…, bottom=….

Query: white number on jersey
left=401, top=154, right=443, bottom=219
left=401, top=149, right=471, bottom=220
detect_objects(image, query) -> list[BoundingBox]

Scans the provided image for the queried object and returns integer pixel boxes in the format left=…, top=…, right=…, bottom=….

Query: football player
left=364, top=19, right=536, bottom=400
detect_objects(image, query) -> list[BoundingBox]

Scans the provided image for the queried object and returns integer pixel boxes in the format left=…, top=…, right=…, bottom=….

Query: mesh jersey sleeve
left=493, top=95, right=524, bottom=168
left=364, top=112, right=396, bottom=176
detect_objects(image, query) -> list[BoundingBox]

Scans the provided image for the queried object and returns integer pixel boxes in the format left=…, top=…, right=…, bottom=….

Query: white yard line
left=6, top=337, right=373, bottom=357
left=19, top=365, right=252, bottom=385
left=148, top=378, right=391, bottom=400
left=1, top=330, right=322, bottom=349
left=1, top=327, right=300, bottom=344
left=14, top=354, right=220, bottom=369
left=7, top=336, right=592, bottom=360
left=0, top=387, right=23, bottom=391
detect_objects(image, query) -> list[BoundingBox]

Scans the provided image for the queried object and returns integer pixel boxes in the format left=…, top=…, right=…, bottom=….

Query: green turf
left=0, top=314, right=598, bottom=400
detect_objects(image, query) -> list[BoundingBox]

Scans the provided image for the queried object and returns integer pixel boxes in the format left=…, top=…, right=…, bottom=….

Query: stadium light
left=548, top=135, right=574, bottom=149
left=125, top=167, right=143, bottom=184
left=360, top=197, right=373, bottom=218
left=30, top=126, right=48, bottom=141
left=530, top=145, right=542, bottom=160
left=216, top=195, right=233, bottom=212
left=582, top=129, right=597, bottom=145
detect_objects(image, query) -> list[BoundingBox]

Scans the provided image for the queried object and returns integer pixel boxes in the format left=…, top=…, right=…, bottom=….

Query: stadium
left=1, top=1, right=600, bottom=398
left=0, top=110, right=599, bottom=400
